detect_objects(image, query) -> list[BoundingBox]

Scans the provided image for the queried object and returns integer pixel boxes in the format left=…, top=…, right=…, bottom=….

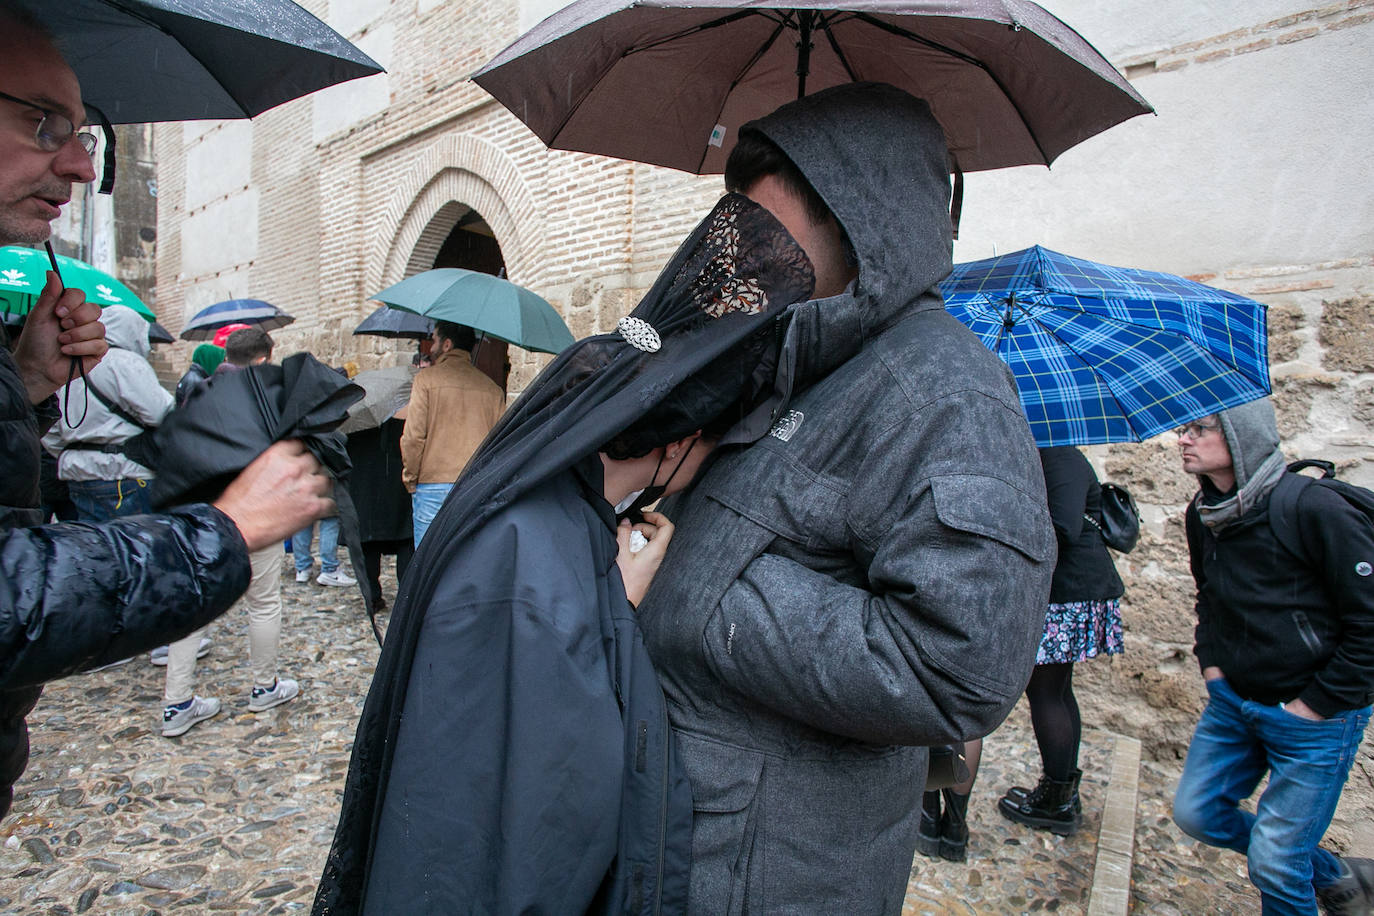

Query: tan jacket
left=400, top=349, right=504, bottom=491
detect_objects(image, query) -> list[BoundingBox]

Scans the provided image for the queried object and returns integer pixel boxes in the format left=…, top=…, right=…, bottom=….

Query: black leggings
left=362, top=539, right=414, bottom=604
left=1025, top=662, right=1080, bottom=781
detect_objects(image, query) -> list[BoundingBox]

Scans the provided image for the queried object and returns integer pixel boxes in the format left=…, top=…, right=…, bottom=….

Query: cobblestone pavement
left=0, top=557, right=1263, bottom=914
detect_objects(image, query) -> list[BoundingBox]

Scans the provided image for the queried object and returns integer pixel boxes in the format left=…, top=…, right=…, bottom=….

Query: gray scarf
left=1196, top=447, right=1286, bottom=531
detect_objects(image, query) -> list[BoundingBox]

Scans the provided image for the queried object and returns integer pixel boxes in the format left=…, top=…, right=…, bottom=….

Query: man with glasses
left=399, top=320, right=504, bottom=544
left=0, top=5, right=334, bottom=815
left=1171, top=398, right=1374, bottom=914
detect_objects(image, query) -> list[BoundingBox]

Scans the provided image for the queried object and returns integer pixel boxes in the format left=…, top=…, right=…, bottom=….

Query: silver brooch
left=617, top=316, right=661, bottom=353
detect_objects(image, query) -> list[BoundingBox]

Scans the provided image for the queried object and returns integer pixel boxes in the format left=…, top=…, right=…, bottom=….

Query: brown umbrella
left=474, top=0, right=1152, bottom=175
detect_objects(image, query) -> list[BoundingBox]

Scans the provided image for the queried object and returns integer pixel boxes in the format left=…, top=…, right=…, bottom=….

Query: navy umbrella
left=352, top=305, right=434, bottom=340
left=13, top=0, right=382, bottom=125
left=181, top=299, right=295, bottom=341
left=940, top=246, right=1271, bottom=447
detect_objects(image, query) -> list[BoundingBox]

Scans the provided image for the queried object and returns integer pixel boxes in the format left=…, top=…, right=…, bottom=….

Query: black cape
left=358, top=458, right=692, bottom=912
left=315, top=194, right=815, bottom=914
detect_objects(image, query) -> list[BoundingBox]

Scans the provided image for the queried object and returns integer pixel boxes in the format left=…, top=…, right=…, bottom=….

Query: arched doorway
left=418, top=205, right=511, bottom=392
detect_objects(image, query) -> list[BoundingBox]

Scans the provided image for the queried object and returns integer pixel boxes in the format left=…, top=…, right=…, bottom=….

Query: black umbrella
left=340, top=367, right=416, bottom=435
left=15, top=0, right=383, bottom=125
left=147, top=321, right=175, bottom=345
left=136, top=353, right=378, bottom=628
left=352, top=306, right=434, bottom=340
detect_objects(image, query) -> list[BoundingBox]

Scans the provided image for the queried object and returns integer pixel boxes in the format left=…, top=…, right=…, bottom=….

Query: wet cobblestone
left=1, top=557, right=1261, bottom=913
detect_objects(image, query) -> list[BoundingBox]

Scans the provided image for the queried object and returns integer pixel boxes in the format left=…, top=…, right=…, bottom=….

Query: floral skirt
left=1036, top=599, right=1124, bottom=665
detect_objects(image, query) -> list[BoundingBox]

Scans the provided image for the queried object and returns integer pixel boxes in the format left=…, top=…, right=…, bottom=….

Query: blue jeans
left=293, top=516, right=341, bottom=573
left=68, top=478, right=153, bottom=522
left=1173, top=677, right=1370, bottom=915
left=412, top=483, right=452, bottom=546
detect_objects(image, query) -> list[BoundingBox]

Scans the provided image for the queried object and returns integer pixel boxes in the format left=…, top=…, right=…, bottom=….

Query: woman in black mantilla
left=313, top=193, right=814, bottom=915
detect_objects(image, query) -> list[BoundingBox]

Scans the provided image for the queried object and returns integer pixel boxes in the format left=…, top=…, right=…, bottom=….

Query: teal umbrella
left=0, top=246, right=154, bottom=321
left=372, top=269, right=574, bottom=355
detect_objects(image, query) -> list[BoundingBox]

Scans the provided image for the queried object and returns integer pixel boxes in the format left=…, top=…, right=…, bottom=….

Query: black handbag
left=1084, top=482, right=1141, bottom=553
left=924, top=744, right=971, bottom=791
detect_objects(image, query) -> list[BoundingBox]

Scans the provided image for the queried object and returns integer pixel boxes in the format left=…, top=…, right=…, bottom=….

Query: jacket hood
left=191, top=344, right=224, bottom=376
left=101, top=305, right=150, bottom=358
left=747, top=82, right=954, bottom=332
left=1196, top=396, right=1286, bottom=529
left=1216, top=397, right=1281, bottom=491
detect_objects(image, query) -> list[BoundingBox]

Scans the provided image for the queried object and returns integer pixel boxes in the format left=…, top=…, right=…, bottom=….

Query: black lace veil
left=313, top=192, right=814, bottom=913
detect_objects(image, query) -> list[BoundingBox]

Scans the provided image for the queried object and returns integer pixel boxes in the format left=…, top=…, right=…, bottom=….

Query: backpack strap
left=82, top=376, right=151, bottom=432
left=1267, top=471, right=1315, bottom=563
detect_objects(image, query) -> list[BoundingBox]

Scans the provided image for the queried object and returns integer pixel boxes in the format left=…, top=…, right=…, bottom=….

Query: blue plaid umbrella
left=940, top=246, right=1271, bottom=447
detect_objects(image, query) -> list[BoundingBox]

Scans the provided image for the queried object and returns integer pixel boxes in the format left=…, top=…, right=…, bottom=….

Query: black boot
left=915, top=790, right=942, bottom=858
left=937, top=788, right=970, bottom=862
left=1003, top=768, right=1082, bottom=815
left=997, top=773, right=1081, bottom=836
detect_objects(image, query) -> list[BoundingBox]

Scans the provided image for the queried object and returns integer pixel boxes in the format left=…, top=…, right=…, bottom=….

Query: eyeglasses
left=1174, top=421, right=1221, bottom=440
left=0, top=90, right=98, bottom=160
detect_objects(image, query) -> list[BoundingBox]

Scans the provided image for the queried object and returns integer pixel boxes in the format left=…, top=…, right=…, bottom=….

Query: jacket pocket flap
left=676, top=731, right=765, bottom=814
left=930, top=474, right=1054, bottom=562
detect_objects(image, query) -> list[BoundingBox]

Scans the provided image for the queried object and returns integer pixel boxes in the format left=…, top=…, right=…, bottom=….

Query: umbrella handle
left=46, top=242, right=91, bottom=428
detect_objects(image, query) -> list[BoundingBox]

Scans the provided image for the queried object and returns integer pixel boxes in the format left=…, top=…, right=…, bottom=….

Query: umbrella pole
left=795, top=9, right=813, bottom=98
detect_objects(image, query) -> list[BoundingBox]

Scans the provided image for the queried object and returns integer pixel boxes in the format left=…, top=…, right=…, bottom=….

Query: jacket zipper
left=653, top=691, right=670, bottom=916
left=1292, top=611, right=1323, bottom=656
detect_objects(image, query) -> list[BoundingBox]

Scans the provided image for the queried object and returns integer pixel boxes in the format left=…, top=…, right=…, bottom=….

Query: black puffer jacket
left=0, top=334, right=252, bottom=818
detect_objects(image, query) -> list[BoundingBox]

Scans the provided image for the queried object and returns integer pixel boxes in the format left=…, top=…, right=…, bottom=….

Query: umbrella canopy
left=181, top=299, right=294, bottom=341
left=940, top=246, right=1271, bottom=447
left=340, top=366, right=417, bottom=435
left=13, top=0, right=382, bottom=125
left=473, top=0, right=1152, bottom=175
left=147, top=321, right=175, bottom=345
left=353, top=305, right=435, bottom=340
left=0, top=246, right=154, bottom=321
left=372, top=269, right=575, bottom=355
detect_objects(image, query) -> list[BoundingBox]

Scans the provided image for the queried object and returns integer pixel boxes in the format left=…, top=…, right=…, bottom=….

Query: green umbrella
left=0, top=246, right=155, bottom=321
left=372, top=269, right=574, bottom=355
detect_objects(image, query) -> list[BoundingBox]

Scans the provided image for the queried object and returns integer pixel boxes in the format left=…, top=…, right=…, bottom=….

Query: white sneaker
left=316, top=568, right=356, bottom=587
left=162, top=696, right=221, bottom=737
left=294, top=568, right=312, bottom=583
left=149, top=637, right=212, bottom=666
left=248, top=678, right=300, bottom=712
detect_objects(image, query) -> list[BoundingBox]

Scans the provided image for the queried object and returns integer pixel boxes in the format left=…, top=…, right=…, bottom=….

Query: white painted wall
left=184, top=121, right=254, bottom=211
left=1039, top=0, right=1318, bottom=59
left=180, top=191, right=259, bottom=279
left=953, top=24, right=1374, bottom=273
left=311, top=21, right=394, bottom=144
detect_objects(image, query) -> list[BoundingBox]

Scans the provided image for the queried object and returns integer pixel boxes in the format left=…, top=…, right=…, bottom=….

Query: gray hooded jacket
left=43, top=305, right=173, bottom=482
left=637, top=84, right=1054, bottom=915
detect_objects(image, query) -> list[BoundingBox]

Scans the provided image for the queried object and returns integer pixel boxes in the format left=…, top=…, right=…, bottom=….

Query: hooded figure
left=42, top=304, right=173, bottom=519
left=315, top=192, right=816, bottom=915
left=636, top=84, right=1055, bottom=914
left=175, top=343, right=224, bottom=407
left=1174, top=397, right=1374, bottom=912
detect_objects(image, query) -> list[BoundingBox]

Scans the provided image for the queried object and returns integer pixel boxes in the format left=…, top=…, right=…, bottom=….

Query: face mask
left=616, top=438, right=699, bottom=525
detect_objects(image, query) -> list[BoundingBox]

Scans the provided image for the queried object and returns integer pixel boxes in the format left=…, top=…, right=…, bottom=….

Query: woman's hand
left=616, top=509, right=675, bottom=607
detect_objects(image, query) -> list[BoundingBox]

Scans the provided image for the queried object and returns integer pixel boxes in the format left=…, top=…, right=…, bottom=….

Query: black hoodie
left=1187, top=399, right=1374, bottom=716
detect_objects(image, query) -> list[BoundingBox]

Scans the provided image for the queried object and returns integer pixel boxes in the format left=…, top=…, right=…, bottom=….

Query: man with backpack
left=42, top=304, right=170, bottom=521
left=1172, top=397, right=1374, bottom=915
